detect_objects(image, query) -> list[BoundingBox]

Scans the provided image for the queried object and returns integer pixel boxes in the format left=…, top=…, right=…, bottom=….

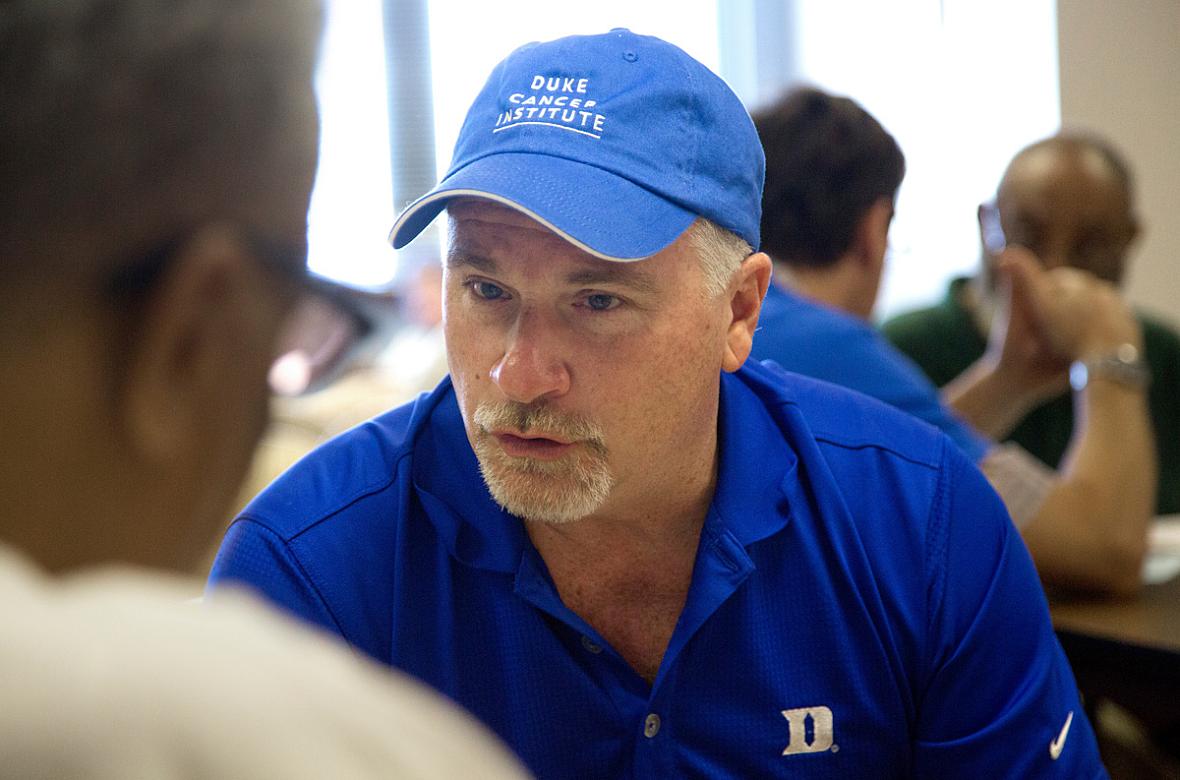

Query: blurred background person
left=884, top=133, right=1180, bottom=516
left=750, top=86, right=1155, bottom=596
left=0, top=1, right=528, bottom=776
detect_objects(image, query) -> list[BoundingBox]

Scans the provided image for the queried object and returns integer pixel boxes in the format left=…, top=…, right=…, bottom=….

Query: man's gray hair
left=0, top=0, right=321, bottom=266
left=686, top=218, right=754, bottom=297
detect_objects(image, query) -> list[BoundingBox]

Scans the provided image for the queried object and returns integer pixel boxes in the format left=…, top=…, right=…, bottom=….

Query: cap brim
left=388, top=153, right=697, bottom=262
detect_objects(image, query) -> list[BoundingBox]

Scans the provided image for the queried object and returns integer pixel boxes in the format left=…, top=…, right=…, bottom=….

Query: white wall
left=1057, top=0, right=1180, bottom=325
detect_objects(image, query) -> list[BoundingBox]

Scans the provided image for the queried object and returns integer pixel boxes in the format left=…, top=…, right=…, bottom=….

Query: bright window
left=772, top=0, right=1061, bottom=319
left=305, top=0, right=396, bottom=288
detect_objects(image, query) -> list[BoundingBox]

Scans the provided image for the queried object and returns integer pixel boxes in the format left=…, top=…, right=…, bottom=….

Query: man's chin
left=490, top=497, right=594, bottom=525
left=475, top=451, right=613, bottom=525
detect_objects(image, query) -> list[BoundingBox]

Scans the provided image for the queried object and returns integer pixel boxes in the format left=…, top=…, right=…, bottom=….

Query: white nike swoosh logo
left=1049, top=711, right=1073, bottom=760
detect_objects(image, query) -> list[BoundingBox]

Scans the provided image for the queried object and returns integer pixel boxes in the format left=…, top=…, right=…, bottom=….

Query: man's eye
left=583, top=293, right=620, bottom=312
left=471, top=281, right=507, bottom=301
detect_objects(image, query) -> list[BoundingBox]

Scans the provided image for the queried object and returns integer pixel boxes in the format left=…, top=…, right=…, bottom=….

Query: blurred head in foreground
left=0, top=0, right=324, bottom=572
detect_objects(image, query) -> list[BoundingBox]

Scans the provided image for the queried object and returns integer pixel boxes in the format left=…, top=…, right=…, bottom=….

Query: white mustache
left=473, top=402, right=607, bottom=455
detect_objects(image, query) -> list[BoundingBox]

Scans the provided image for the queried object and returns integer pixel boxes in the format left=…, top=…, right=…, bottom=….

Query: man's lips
left=493, top=432, right=575, bottom=460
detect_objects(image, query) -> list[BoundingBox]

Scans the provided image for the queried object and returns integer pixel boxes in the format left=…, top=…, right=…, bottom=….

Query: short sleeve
left=207, top=518, right=344, bottom=640
left=913, top=445, right=1107, bottom=778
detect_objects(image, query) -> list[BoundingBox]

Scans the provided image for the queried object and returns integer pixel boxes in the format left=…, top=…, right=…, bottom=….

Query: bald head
left=1001, top=134, right=1133, bottom=202
left=991, top=133, right=1138, bottom=284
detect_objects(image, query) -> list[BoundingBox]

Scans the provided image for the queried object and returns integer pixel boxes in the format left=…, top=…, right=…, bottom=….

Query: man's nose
left=490, top=307, right=571, bottom=404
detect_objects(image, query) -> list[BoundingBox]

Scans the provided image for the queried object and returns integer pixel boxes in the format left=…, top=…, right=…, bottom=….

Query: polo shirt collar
left=708, top=367, right=796, bottom=547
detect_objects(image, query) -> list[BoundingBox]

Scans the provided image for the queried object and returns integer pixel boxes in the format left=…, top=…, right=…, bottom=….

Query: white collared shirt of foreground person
left=0, top=543, right=530, bottom=779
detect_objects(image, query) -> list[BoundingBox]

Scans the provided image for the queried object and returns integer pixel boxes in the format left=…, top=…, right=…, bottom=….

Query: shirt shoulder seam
left=240, top=447, right=415, bottom=544
left=223, top=516, right=353, bottom=641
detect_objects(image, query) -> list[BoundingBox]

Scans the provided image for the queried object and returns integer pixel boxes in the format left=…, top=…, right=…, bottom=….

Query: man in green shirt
left=884, top=133, right=1180, bottom=514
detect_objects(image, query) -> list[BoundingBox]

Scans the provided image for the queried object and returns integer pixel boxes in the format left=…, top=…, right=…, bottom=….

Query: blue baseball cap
left=389, top=29, right=764, bottom=261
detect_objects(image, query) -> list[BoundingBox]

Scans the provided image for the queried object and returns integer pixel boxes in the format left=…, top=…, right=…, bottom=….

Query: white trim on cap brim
left=388, top=188, right=658, bottom=263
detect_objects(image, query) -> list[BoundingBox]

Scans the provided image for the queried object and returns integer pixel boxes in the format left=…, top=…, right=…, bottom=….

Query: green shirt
left=883, top=277, right=1180, bottom=514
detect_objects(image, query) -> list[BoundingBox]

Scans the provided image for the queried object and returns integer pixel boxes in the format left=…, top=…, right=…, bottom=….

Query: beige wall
left=1057, top=0, right=1180, bottom=325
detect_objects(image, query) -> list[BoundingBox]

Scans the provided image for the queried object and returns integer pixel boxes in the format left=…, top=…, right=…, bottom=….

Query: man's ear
left=119, top=225, right=266, bottom=464
left=854, top=198, right=893, bottom=275
left=1125, top=214, right=1142, bottom=250
left=722, top=252, right=772, bottom=373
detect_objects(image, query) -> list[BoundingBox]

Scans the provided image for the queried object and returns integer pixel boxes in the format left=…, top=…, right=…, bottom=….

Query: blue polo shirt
left=751, top=282, right=992, bottom=463
left=209, top=360, right=1103, bottom=778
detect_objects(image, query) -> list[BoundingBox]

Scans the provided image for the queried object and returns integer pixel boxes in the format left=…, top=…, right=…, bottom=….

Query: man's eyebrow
left=446, top=250, right=659, bottom=293
left=445, top=250, right=496, bottom=272
left=566, top=264, right=659, bottom=294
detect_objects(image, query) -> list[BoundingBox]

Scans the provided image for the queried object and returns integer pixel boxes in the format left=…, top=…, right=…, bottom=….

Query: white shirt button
left=644, top=713, right=661, bottom=738
left=580, top=635, right=603, bottom=654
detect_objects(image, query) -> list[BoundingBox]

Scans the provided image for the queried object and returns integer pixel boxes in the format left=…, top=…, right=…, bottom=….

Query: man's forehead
left=448, top=199, right=561, bottom=236
left=446, top=200, right=599, bottom=268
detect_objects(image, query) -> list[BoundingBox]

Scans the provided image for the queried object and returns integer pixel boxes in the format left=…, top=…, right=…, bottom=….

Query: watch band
left=1069, top=343, right=1150, bottom=391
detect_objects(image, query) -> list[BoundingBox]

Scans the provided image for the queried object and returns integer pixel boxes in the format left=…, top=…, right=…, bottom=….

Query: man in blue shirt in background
left=749, top=87, right=1154, bottom=597
left=210, top=31, right=1105, bottom=777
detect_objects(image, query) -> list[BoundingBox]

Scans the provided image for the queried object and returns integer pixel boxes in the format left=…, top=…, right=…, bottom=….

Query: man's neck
left=517, top=390, right=724, bottom=682
left=523, top=425, right=719, bottom=610
left=524, top=442, right=716, bottom=571
left=775, top=261, right=873, bottom=321
left=524, top=467, right=715, bottom=684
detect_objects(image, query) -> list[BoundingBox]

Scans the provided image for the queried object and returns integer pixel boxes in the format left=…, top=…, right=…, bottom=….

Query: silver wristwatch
left=1069, top=343, right=1150, bottom=391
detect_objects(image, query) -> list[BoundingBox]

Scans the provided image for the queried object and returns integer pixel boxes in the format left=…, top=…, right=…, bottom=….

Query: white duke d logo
left=781, top=706, right=835, bottom=755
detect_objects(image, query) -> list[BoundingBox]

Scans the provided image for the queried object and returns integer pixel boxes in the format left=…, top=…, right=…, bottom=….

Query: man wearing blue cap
left=210, top=30, right=1106, bottom=777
